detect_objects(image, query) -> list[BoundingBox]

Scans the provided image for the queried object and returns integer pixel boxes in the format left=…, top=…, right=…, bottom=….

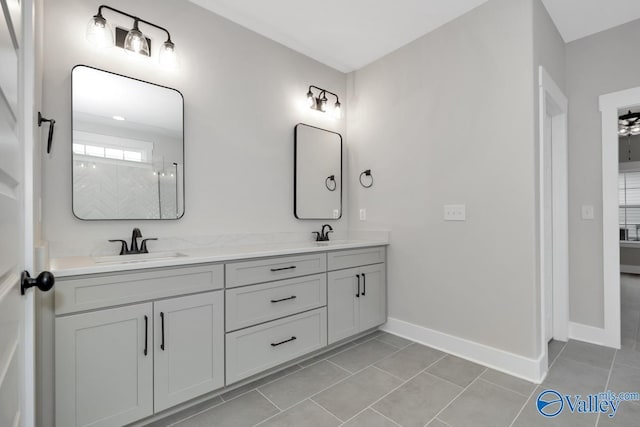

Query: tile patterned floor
left=144, top=327, right=640, bottom=427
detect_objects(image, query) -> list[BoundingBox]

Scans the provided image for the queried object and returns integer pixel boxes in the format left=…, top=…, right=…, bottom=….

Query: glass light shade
left=333, top=101, right=342, bottom=119
left=86, top=15, right=114, bottom=49
left=320, top=97, right=328, bottom=112
left=307, top=91, right=315, bottom=108
left=620, top=127, right=630, bottom=136
left=159, top=40, right=178, bottom=67
left=124, top=26, right=150, bottom=56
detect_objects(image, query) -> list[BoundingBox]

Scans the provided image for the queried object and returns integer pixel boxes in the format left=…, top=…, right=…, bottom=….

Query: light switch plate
left=359, top=209, right=367, bottom=221
left=444, top=204, right=466, bottom=221
left=582, top=205, right=594, bottom=220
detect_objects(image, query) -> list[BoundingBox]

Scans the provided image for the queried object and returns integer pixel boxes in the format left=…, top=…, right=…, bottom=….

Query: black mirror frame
left=293, top=123, right=343, bottom=220
left=70, top=64, right=185, bottom=221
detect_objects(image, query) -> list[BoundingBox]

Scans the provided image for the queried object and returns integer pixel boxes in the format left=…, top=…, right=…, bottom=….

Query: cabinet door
left=327, top=267, right=360, bottom=344
left=358, top=264, right=387, bottom=331
left=154, top=292, right=224, bottom=412
left=55, top=303, right=153, bottom=427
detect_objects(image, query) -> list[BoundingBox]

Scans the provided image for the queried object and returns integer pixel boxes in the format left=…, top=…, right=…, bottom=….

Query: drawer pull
left=270, top=266, right=297, bottom=272
left=144, top=315, right=148, bottom=356
left=160, top=312, right=165, bottom=351
left=271, top=336, right=297, bottom=347
left=362, top=273, right=366, bottom=296
left=271, top=296, right=297, bottom=303
left=356, top=274, right=361, bottom=298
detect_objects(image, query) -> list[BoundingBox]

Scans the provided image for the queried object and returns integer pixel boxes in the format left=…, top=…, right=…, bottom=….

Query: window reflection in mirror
left=71, top=65, right=184, bottom=220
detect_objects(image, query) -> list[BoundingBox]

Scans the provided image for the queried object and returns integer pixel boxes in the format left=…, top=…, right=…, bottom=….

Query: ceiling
left=190, top=0, right=640, bottom=73
left=189, top=0, right=489, bottom=72
left=541, top=0, right=640, bottom=43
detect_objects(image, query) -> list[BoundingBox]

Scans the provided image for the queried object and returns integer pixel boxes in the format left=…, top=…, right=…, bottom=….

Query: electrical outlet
left=333, top=209, right=340, bottom=219
left=359, top=209, right=367, bottom=221
left=444, top=204, right=466, bottom=221
left=582, top=205, right=594, bottom=220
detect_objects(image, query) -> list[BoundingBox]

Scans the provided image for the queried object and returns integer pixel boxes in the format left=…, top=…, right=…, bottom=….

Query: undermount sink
left=93, top=251, right=188, bottom=264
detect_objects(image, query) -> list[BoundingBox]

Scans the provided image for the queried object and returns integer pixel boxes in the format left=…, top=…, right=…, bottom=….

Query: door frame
left=538, top=66, right=569, bottom=366
left=597, top=88, right=640, bottom=349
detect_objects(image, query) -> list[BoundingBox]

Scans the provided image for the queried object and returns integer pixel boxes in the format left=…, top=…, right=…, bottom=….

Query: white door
left=358, top=264, right=387, bottom=332
left=327, top=268, right=360, bottom=344
left=0, top=0, right=38, bottom=426
left=543, top=111, right=554, bottom=342
left=154, top=292, right=225, bottom=412
left=55, top=303, right=154, bottom=427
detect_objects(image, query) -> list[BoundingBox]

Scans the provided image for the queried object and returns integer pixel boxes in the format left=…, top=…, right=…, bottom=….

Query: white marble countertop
left=50, top=239, right=389, bottom=277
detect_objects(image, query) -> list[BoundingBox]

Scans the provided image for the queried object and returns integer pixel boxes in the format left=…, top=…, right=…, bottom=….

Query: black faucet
left=313, top=224, right=334, bottom=242
left=109, top=228, right=158, bottom=255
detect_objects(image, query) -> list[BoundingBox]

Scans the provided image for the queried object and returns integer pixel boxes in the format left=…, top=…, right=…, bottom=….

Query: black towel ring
left=359, top=170, right=373, bottom=188
left=325, top=175, right=337, bottom=191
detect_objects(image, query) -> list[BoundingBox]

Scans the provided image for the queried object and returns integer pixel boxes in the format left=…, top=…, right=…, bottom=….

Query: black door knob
left=21, top=271, right=55, bottom=295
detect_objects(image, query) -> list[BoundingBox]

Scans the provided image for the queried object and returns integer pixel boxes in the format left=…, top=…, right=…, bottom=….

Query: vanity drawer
left=225, top=253, right=327, bottom=288
left=225, top=308, right=327, bottom=384
left=226, top=273, right=327, bottom=331
left=327, top=246, right=386, bottom=271
left=55, top=264, right=224, bottom=315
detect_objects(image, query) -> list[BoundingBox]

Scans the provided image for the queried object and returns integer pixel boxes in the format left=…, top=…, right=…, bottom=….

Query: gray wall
left=346, top=0, right=540, bottom=358
left=566, top=19, right=640, bottom=327
left=41, top=0, right=347, bottom=255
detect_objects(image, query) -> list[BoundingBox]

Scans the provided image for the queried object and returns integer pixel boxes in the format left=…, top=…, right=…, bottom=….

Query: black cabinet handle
left=271, top=296, right=297, bottom=303
left=160, top=312, right=165, bottom=351
left=362, top=273, right=366, bottom=296
left=356, top=274, right=360, bottom=298
left=270, top=266, right=297, bottom=272
left=144, top=315, right=148, bottom=356
left=271, top=336, right=297, bottom=347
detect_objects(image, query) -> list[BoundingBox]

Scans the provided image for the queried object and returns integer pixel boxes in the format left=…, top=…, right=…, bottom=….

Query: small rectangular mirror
left=71, top=65, right=184, bottom=220
left=294, top=123, right=342, bottom=220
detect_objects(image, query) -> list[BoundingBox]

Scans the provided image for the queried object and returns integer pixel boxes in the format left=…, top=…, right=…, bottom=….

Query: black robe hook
left=38, top=112, right=56, bottom=154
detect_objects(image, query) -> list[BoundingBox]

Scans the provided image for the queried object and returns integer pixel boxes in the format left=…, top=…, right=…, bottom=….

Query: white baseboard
left=381, top=317, right=546, bottom=384
left=568, top=322, right=619, bottom=348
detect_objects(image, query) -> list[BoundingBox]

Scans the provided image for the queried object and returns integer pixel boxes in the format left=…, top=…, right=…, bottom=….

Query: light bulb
left=320, top=96, right=328, bottom=112
left=124, top=21, right=150, bottom=56
left=159, top=40, right=178, bottom=68
left=333, top=101, right=342, bottom=119
left=86, top=14, right=114, bottom=49
left=306, top=90, right=315, bottom=108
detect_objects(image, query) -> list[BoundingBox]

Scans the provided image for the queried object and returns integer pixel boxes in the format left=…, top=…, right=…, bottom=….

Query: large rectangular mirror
left=72, top=65, right=184, bottom=220
left=294, top=123, right=342, bottom=220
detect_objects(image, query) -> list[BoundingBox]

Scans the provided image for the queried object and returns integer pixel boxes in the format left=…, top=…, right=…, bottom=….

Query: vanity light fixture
left=86, top=5, right=178, bottom=67
left=619, top=110, right=640, bottom=136
left=306, top=85, right=342, bottom=119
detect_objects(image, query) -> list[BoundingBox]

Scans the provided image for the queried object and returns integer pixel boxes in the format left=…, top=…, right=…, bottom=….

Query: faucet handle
left=325, top=230, right=333, bottom=241
left=312, top=232, right=321, bottom=242
left=140, top=238, right=158, bottom=254
left=109, top=239, right=129, bottom=255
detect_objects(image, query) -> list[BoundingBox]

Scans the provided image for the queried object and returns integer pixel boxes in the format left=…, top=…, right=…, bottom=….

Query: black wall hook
left=38, top=112, right=56, bottom=154
left=359, top=169, right=373, bottom=188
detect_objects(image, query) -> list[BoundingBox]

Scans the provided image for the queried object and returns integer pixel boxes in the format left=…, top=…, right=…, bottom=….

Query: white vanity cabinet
left=54, top=265, right=224, bottom=427
left=55, top=303, right=154, bottom=427
left=52, top=244, right=387, bottom=427
left=327, top=248, right=387, bottom=344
